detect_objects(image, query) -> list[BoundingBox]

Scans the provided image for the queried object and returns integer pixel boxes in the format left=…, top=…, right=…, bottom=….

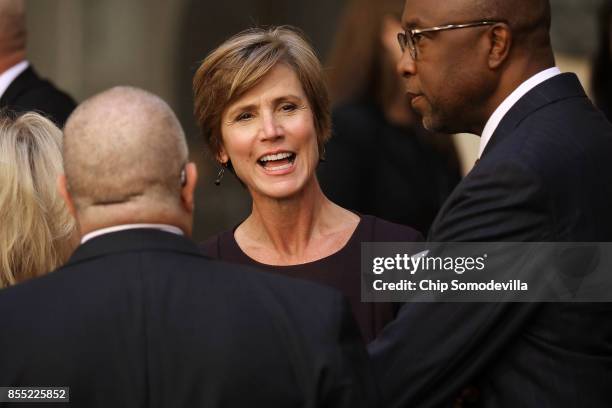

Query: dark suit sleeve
left=1, top=68, right=77, bottom=127
left=17, top=87, right=76, bottom=127
left=320, top=295, right=381, bottom=408
left=369, top=160, right=550, bottom=407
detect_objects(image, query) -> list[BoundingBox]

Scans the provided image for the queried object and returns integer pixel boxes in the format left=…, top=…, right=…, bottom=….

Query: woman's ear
left=216, top=144, right=229, bottom=164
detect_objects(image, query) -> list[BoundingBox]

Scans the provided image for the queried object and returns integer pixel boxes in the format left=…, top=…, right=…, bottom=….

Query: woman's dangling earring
left=214, top=162, right=227, bottom=186
left=319, top=145, right=327, bottom=163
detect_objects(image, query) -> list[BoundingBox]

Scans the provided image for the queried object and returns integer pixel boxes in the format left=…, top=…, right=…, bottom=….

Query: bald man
left=0, top=87, right=378, bottom=408
left=0, top=0, right=75, bottom=126
left=369, top=0, right=612, bottom=407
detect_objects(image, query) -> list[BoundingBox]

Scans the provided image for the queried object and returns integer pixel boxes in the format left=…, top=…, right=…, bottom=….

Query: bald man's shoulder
left=0, top=228, right=377, bottom=407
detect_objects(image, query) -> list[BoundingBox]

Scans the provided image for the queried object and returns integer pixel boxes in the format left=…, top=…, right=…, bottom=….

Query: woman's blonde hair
left=193, top=26, right=331, bottom=160
left=0, top=112, right=76, bottom=288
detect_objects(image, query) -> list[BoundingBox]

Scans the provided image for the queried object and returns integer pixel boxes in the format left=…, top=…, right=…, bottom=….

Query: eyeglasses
left=397, top=21, right=503, bottom=60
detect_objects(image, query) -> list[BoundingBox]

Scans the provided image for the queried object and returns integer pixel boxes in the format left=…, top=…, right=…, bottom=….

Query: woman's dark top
left=200, top=214, right=422, bottom=343
left=318, top=102, right=461, bottom=235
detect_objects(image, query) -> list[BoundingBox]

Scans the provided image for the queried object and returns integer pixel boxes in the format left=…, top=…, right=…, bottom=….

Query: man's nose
left=397, top=49, right=416, bottom=78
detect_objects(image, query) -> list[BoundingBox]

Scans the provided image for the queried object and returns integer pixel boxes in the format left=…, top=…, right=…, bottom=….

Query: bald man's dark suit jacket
left=369, top=73, right=612, bottom=407
left=0, top=229, right=378, bottom=408
left=0, top=66, right=76, bottom=127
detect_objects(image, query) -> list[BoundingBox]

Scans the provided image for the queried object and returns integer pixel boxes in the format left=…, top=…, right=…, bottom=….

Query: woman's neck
left=236, top=178, right=359, bottom=265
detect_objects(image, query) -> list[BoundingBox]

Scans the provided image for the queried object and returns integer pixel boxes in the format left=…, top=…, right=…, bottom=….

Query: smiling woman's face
left=219, top=63, right=320, bottom=201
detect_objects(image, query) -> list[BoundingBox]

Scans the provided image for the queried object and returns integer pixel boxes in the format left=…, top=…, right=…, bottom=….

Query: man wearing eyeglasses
left=369, top=0, right=612, bottom=407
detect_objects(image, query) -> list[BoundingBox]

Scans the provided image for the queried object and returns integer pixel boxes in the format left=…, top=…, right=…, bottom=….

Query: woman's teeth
left=259, top=152, right=293, bottom=162
left=258, top=152, right=296, bottom=169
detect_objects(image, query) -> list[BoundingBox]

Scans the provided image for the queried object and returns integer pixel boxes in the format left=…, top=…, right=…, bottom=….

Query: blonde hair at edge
left=0, top=112, right=76, bottom=288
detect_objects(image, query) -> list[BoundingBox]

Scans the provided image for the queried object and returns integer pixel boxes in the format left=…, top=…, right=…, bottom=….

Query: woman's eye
left=413, top=33, right=424, bottom=43
left=280, top=103, right=297, bottom=113
left=236, top=112, right=253, bottom=121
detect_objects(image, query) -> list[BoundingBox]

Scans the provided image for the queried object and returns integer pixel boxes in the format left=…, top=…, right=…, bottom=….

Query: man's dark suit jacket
left=0, top=66, right=76, bottom=127
left=0, top=229, right=378, bottom=408
left=369, top=73, right=612, bottom=407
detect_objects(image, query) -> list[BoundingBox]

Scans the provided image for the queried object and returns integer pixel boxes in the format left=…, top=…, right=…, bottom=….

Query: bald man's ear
left=57, top=174, right=78, bottom=219
left=488, top=23, right=511, bottom=69
left=181, top=162, right=198, bottom=214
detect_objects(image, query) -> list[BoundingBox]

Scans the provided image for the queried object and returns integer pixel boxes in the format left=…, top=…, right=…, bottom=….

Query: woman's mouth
left=257, top=151, right=296, bottom=172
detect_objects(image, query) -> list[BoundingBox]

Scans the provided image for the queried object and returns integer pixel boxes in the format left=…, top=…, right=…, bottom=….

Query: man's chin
left=412, top=105, right=440, bottom=132
left=421, top=115, right=454, bottom=134
left=422, top=115, right=439, bottom=132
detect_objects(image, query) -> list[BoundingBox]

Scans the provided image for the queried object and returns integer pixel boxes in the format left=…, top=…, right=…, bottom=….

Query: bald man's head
left=0, top=0, right=26, bottom=56
left=63, top=86, right=188, bottom=211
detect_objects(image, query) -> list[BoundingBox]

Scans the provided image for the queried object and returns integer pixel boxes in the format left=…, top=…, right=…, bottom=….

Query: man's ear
left=57, top=174, right=78, bottom=219
left=488, top=23, right=512, bottom=69
left=181, top=162, right=198, bottom=213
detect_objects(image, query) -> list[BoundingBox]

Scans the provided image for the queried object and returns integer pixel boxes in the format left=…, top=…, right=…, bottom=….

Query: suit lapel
left=481, top=73, right=586, bottom=157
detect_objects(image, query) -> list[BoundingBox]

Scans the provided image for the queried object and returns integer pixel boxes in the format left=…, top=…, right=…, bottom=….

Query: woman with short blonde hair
left=194, top=26, right=331, bottom=162
left=195, top=26, right=421, bottom=342
left=0, top=112, right=76, bottom=288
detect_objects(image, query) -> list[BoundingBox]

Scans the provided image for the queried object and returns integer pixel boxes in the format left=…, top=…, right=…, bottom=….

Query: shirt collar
left=81, top=223, right=184, bottom=244
left=478, top=66, right=561, bottom=158
left=0, top=60, right=29, bottom=99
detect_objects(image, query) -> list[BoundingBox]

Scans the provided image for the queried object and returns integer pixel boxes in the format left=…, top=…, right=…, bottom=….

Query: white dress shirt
left=0, top=60, right=29, bottom=100
left=478, top=67, right=561, bottom=158
left=81, top=223, right=184, bottom=244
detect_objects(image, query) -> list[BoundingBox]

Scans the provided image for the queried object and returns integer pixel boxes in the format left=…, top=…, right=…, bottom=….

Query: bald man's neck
left=75, top=201, right=193, bottom=240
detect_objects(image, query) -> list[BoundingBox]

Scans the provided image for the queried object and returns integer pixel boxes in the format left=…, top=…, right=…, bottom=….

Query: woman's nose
left=260, top=111, right=283, bottom=140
